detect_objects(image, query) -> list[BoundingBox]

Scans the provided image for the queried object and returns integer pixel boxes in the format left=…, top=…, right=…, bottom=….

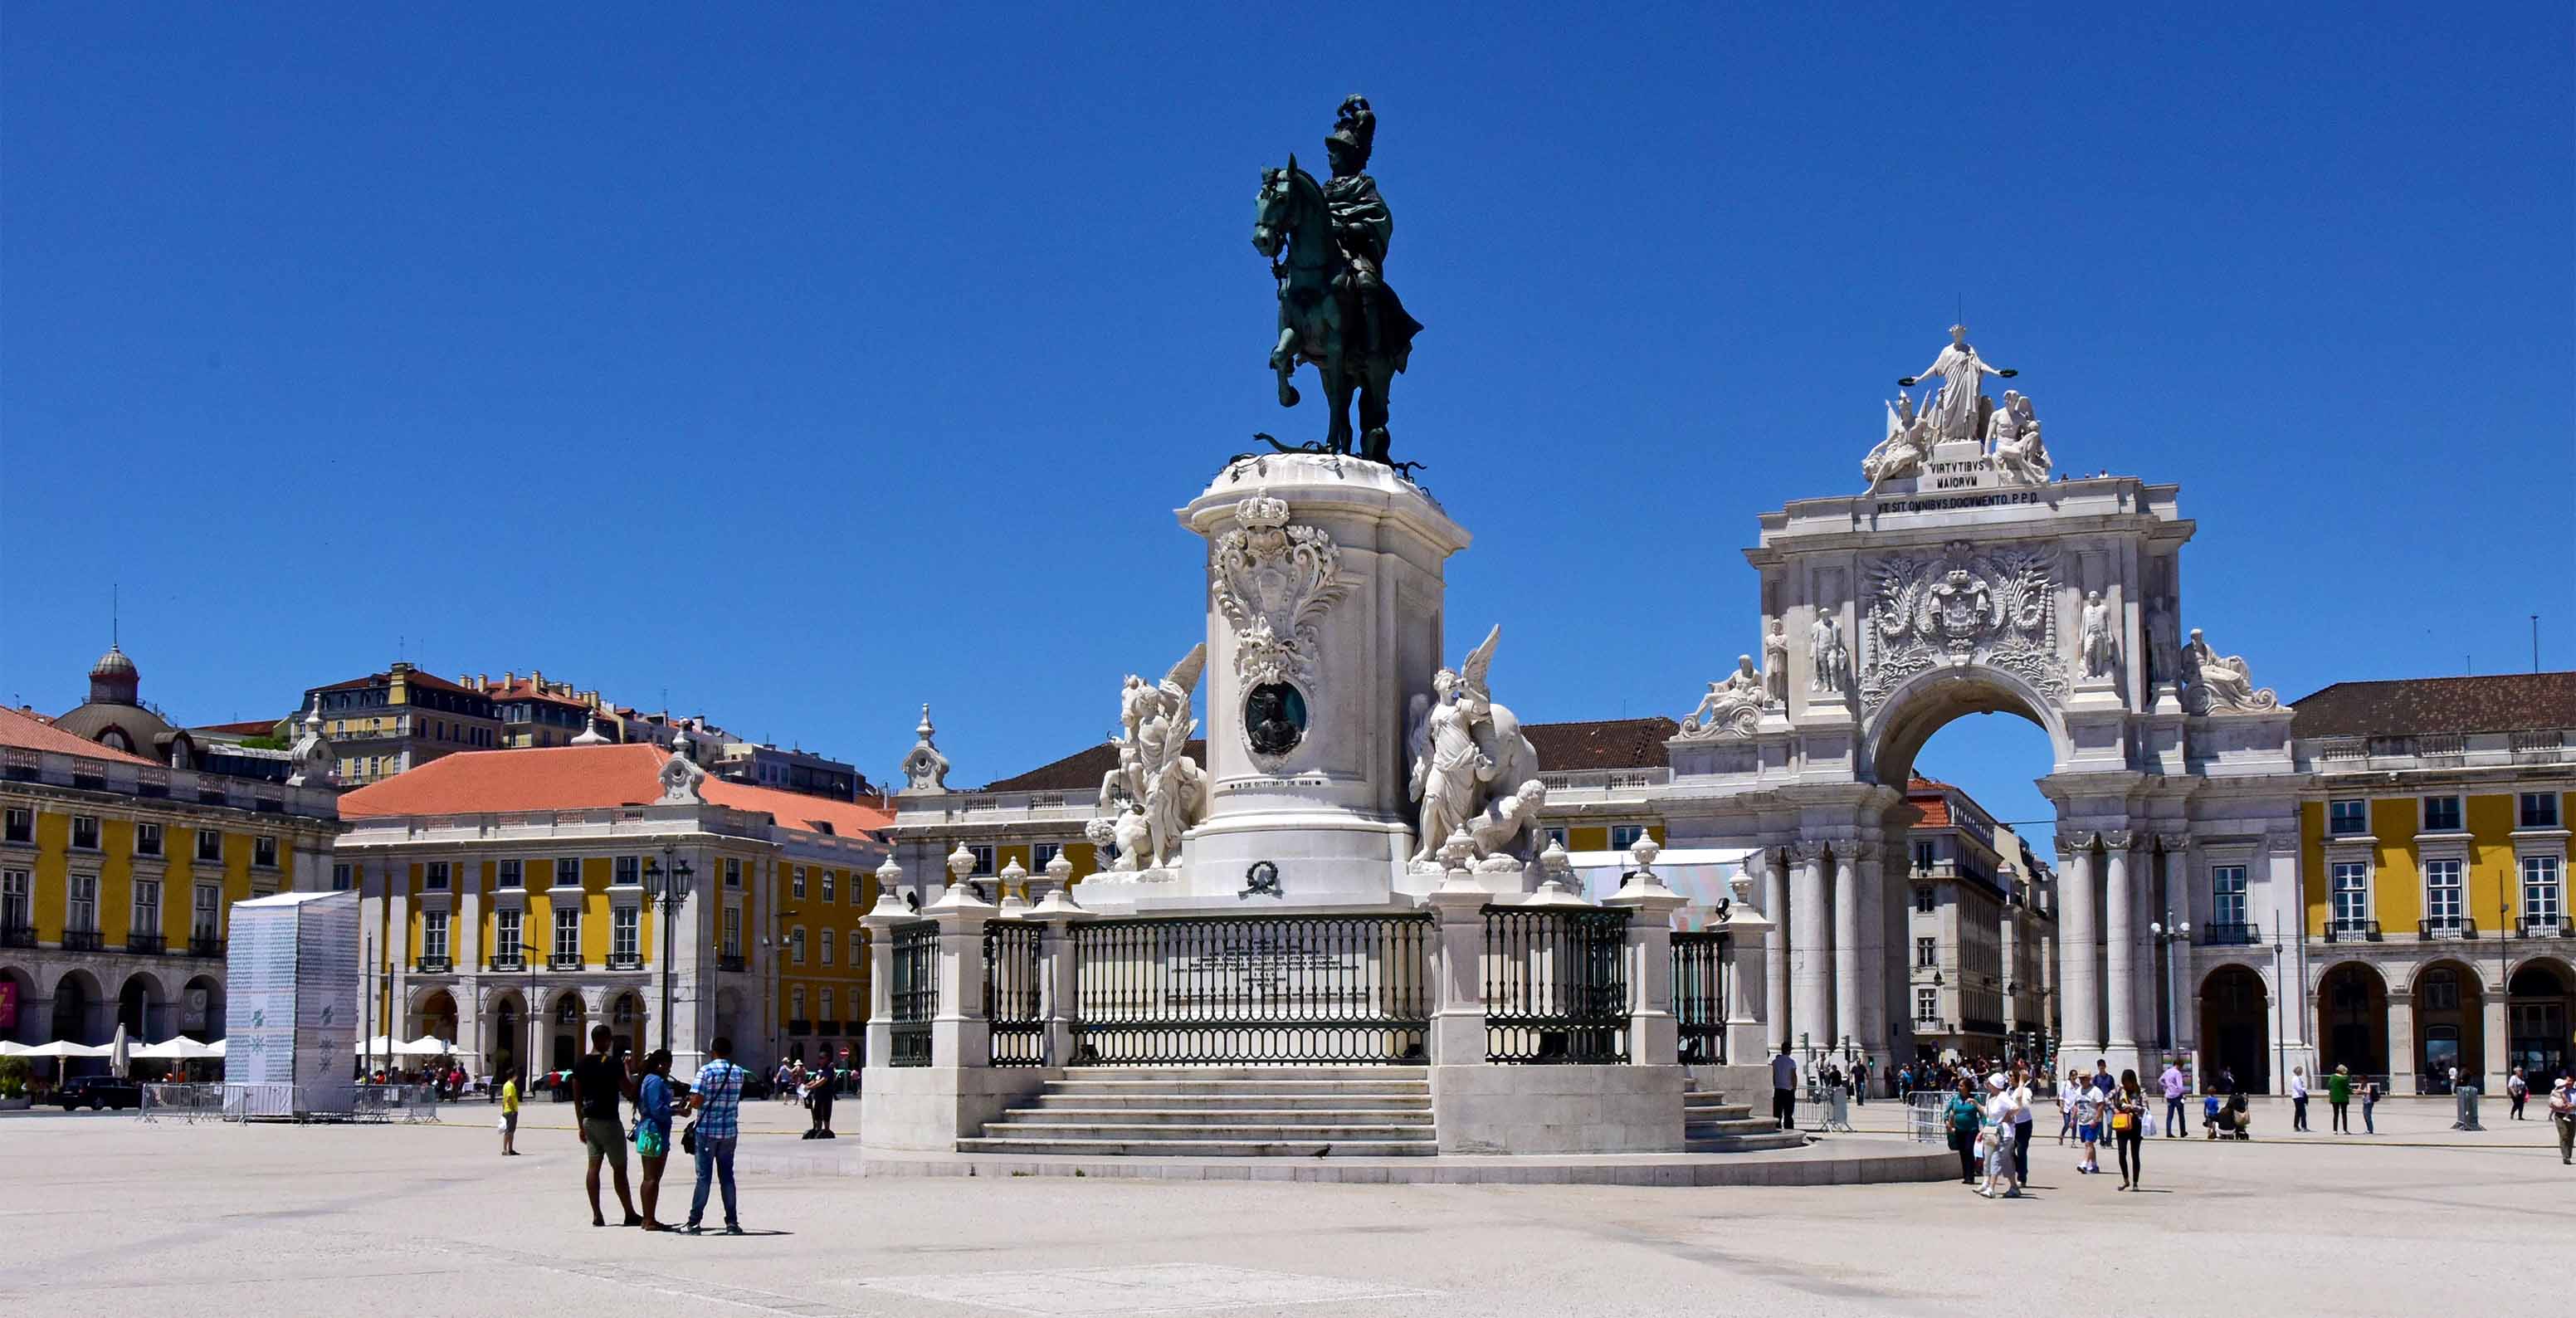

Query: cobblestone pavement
left=2, top=1100, right=2565, bottom=1316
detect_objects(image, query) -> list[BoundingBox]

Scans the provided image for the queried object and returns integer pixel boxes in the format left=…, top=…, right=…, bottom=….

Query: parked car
left=56, top=1076, right=143, bottom=1111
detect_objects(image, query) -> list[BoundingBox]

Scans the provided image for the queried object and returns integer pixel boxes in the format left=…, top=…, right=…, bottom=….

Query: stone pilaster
left=1788, top=842, right=1832, bottom=1055
left=2055, top=836, right=2102, bottom=1060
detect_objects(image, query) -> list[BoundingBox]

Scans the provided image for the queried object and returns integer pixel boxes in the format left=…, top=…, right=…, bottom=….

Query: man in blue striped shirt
left=683, top=1035, right=749, bottom=1235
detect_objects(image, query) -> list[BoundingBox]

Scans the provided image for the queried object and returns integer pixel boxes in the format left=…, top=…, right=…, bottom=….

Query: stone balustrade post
left=1603, top=833, right=1687, bottom=1067
left=858, top=853, right=908, bottom=1074
left=1030, top=854, right=1092, bottom=1067
left=1425, top=858, right=1490, bottom=1067
left=928, top=843, right=994, bottom=1070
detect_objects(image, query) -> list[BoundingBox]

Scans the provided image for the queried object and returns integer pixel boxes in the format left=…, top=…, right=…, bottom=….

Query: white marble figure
left=1989, top=393, right=2050, bottom=486
left=657, top=728, right=708, bottom=803
left=1681, top=656, right=1767, bottom=740
left=1406, top=625, right=1542, bottom=867
left=1900, top=324, right=2015, bottom=442
left=2182, top=627, right=2281, bottom=714
left=2146, top=597, right=2181, bottom=686
left=1809, top=613, right=1849, bottom=693
left=1864, top=389, right=1934, bottom=494
left=899, top=705, right=951, bottom=795
left=285, top=695, right=334, bottom=788
left=1468, top=779, right=1549, bottom=871
left=1762, top=618, right=1789, bottom=705
left=2078, top=590, right=2118, bottom=681
left=1086, top=647, right=1210, bottom=871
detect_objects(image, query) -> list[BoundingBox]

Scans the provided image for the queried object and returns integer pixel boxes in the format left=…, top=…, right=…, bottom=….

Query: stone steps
left=1684, top=1086, right=1806, bottom=1152
left=1006, top=1106, right=1435, bottom=1127
left=1685, top=1130, right=1811, bottom=1153
left=968, top=1067, right=1440, bottom=1157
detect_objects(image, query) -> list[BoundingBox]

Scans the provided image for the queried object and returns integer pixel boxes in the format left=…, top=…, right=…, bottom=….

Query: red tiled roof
left=339, top=742, right=890, bottom=840
left=482, top=679, right=593, bottom=710
left=195, top=719, right=285, bottom=736
left=315, top=667, right=480, bottom=696
left=2290, top=671, right=2576, bottom=739
left=0, top=705, right=160, bottom=766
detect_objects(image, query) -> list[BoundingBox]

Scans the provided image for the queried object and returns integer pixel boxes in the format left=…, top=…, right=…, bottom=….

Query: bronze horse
left=1252, top=157, right=1414, bottom=464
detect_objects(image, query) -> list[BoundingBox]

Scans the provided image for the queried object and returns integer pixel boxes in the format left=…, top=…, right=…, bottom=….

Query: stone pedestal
left=1141, top=456, right=1470, bottom=910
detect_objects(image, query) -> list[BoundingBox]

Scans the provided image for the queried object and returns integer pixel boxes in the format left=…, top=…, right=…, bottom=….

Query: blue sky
left=4, top=6, right=2570, bottom=843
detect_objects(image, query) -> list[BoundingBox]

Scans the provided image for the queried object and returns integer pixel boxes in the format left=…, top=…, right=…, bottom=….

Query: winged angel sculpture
left=1087, top=643, right=1210, bottom=873
left=1405, top=625, right=1544, bottom=870
left=1860, top=543, right=2065, bottom=710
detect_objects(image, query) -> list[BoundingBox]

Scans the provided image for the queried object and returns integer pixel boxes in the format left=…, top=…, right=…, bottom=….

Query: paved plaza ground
left=3, top=1095, right=2565, bottom=1316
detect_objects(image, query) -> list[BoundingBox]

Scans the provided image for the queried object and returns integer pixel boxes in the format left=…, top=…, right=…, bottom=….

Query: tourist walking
left=1978, top=1074, right=2022, bottom=1199
left=2159, top=1058, right=2188, bottom=1137
left=2549, top=1076, right=2574, bottom=1165
left=683, top=1035, right=749, bottom=1235
left=634, top=1049, right=675, bottom=1232
left=1770, top=1044, right=1799, bottom=1130
left=2110, top=1070, right=2147, bottom=1190
left=2010, top=1063, right=2036, bottom=1184
left=2507, top=1067, right=2529, bottom=1120
left=2058, top=1070, right=2080, bottom=1145
left=569, top=1025, right=640, bottom=1228
left=2289, top=1066, right=2310, bottom=1132
left=2361, top=1075, right=2382, bottom=1133
left=2327, top=1064, right=2353, bottom=1132
left=2072, top=1070, right=2105, bottom=1174
left=1946, top=1077, right=1983, bottom=1185
left=498, top=1071, right=520, bottom=1156
left=802, top=1062, right=837, bottom=1139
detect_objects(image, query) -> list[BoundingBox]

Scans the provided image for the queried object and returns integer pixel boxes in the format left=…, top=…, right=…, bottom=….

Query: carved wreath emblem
left=1212, top=495, right=1346, bottom=686
left=1859, top=540, right=2063, bottom=710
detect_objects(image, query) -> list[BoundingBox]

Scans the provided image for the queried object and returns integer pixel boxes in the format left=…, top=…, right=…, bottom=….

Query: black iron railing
left=718, top=953, right=746, bottom=973
left=2417, top=918, right=2476, bottom=940
left=187, top=935, right=223, bottom=959
left=412, top=955, right=451, bottom=974
left=128, top=933, right=167, bottom=955
left=1482, top=906, right=1629, bottom=1064
left=890, top=920, right=938, bottom=1067
left=2199, top=923, right=2262, bottom=946
left=2520, top=917, right=2574, bottom=939
left=1, top=925, right=35, bottom=949
left=487, top=954, right=524, bottom=972
left=549, top=952, right=583, bottom=970
left=1071, top=914, right=1432, bottom=1065
left=788, top=1018, right=812, bottom=1036
left=2324, top=920, right=2383, bottom=943
left=1671, top=930, right=1728, bottom=1065
left=983, top=919, right=1046, bottom=1067
left=63, top=929, right=104, bottom=952
left=607, top=953, right=642, bottom=970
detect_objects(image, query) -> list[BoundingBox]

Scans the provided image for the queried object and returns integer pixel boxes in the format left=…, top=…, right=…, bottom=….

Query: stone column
left=1855, top=843, right=1888, bottom=1064
left=2479, top=990, right=2508, bottom=1089
left=1788, top=842, right=1832, bottom=1055
left=1760, top=847, right=1789, bottom=1053
left=2055, top=837, right=2101, bottom=1060
left=1425, top=877, right=1490, bottom=1067
left=2105, top=831, right=2139, bottom=1066
left=2385, top=992, right=2416, bottom=1096
left=1723, top=916, right=1773, bottom=1064
left=858, top=856, right=906, bottom=1076
left=2000, top=900, right=2022, bottom=1037
left=1831, top=847, right=1861, bottom=1057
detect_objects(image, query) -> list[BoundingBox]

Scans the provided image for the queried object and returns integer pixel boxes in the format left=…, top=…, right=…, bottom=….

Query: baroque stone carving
left=898, top=705, right=950, bottom=795
left=1678, top=656, right=1768, bottom=740
left=1859, top=540, right=2063, bottom=711
left=285, top=695, right=334, bottom=788
left=657, top=728, right=707, bottom=804
left=1092, top=645, right=1211, bottom=871
left=1898, top=323, right=2018, bottom=443
left=1863, top=389, right=1934, bottom=494
left=1404, top=625, right=1542, bottom=868
left=2182, top=628, right=2282, bottom=715
left=1211, top=495, right=1346, bottom=686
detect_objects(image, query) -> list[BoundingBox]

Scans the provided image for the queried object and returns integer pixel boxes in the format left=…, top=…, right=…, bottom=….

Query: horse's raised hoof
left=1277, top=384, right=1300, bottom=407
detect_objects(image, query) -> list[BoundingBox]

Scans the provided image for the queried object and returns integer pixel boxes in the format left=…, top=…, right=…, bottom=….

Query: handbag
left=2111, top=1109, right=2134, bottom=1132
left=680, top=1120, right=699, bottom=1155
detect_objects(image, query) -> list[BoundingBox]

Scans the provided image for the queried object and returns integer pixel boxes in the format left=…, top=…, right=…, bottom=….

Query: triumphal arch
left=1656, top=326, right=2309, bottom=1081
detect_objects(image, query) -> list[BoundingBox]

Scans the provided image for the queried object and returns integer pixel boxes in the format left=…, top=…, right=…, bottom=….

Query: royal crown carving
left=1211, top=495, right=1346, bottom=686
left=1859, top=539, right=2063, bottom=712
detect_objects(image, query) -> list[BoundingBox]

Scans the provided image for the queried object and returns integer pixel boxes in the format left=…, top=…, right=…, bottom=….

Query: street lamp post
left=642, top=845, right=695, bottom=1055
left=2149, top=910, right=2192, bottom=1071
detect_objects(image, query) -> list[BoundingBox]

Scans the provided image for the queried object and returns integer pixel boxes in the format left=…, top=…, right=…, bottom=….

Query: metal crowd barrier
left=1904, top=1090, right=1947, bottom=1144
left=349, top=1084, right=442, bottom=1124
left=139, top=1082, right=227, bottom=1123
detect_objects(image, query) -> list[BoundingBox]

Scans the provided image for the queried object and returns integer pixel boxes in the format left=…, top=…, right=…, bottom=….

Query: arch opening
left=2412, top=959, right=2482, bottom=1092
left=2505, top=958, right=2571, bottom=1083
left=2315, top=961, right=2388, bottom=1080
left=2198, top=964, right=2269, bottom=1093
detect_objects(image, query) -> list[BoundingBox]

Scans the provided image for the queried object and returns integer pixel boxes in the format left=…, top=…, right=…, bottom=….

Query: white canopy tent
left=11, top=1040, right=110, bottom=1058
left=354, top=1034, right=458, bottom=1058
left=132, top=1037, right=226, bottom=1060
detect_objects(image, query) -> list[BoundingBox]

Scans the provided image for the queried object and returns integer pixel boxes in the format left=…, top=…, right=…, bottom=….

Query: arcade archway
left=2199, top=964, right=2269, bottom=1092
left=2506, top=958, right=2572, bottom=1084
left=2411, top=959, right=2481, bottom=1092
left=2315, top=961, right=2388, bottom=1080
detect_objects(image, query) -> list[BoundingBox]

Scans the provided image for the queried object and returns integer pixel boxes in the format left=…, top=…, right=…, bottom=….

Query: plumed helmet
left=1325, top=94, right=1374, bottom=168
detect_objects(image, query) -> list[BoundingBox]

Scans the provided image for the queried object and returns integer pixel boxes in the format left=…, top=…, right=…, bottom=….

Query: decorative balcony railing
left=2417, top=918, right=2476, bottom=940
left=187, top=935, right=223, bottom=959
left=2199, top=922, right=2262, bottom=946
left=62, top=929, right=104, bottom=952
left=2324, top=920, right=2383, bottom=944
left=413, top=955, right=451, bottom=974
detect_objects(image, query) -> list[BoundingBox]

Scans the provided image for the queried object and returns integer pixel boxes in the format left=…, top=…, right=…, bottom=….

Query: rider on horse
left=1321, top=95, right=1419, bottom=373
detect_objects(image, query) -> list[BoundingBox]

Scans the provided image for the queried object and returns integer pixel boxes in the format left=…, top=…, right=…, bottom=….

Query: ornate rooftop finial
left=569, top=713, right=612, bottom=745
left=899, top=702, right=951, bottom=796
left=286, top=695, right=334, bottom=788
left=657, top=728, right=706, bottom=804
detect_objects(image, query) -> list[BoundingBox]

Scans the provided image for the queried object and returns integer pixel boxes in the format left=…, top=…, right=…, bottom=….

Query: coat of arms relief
left=1210, top=495, right=1346, bottom=686
left=1858, top=540, right=2063, bottom=711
